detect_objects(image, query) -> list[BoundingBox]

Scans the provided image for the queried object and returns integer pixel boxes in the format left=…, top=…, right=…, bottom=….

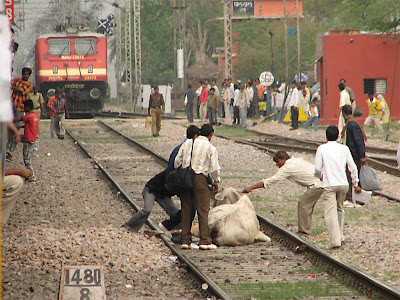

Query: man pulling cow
left=243, top=151, right=323, bottom=236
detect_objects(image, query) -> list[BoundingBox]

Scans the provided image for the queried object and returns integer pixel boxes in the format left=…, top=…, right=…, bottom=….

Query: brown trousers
left=150, top=108, right=162, bottom=135
left=180, top=174, right=212, bottom=245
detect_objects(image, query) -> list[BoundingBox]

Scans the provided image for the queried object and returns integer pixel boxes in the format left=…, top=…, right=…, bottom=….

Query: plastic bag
left=359, top=164, right=382, bottom=191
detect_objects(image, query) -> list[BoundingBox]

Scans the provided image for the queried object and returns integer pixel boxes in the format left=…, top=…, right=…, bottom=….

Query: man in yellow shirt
left=364, top=92, right=384, bottom=137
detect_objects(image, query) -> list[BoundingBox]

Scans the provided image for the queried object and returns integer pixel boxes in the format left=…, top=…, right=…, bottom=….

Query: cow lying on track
left=192, top=186, right=271, bottom=246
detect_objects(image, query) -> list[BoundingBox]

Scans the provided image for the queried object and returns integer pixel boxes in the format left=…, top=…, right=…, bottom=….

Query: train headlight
left=47, top=89, right=55, bottom=98
left=90, top=88, right=101, bottom=99
left=88, top=65, right=93, bottom=73
left=53, top=66, right=58, bottom=74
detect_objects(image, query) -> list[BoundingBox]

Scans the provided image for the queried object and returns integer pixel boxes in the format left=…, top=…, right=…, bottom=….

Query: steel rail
left=65, top=126, right=230, bottom=300
left=240, top=125, right=398, bottom=155
left=95, top=121, right=400, bottom=299
left=253, top=140, right=398, bottom=167
left=258, top=214, right=400, bottom=299
left=96, top=111, right=184, bottom=120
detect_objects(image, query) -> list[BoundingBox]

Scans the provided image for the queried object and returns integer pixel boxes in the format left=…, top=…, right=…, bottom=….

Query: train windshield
left=75, top=39, right=96, bottom=55
left=49, top=39, right=70, bottom=55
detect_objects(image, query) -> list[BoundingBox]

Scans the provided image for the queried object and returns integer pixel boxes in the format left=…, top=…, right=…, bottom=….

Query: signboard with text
left=233, top=1, right=254, bottom=16
left=59, top=265, right=106, bottom=300
left=5, top=0, right=14, bottom=23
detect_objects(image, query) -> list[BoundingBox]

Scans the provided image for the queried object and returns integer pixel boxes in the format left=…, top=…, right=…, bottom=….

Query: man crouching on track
left=121, top=169, right=180, bottom=233
left=242, top=151, right=323, bottom=236
left=174, top=124, right=220, bottom=250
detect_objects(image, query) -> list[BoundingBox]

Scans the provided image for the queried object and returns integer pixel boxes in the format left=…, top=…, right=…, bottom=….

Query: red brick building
left=319, top=30, right=400, bottom=124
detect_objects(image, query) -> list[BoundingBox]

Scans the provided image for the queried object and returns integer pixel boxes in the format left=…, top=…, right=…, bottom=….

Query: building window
left=363, top=79, right=387, bottom=94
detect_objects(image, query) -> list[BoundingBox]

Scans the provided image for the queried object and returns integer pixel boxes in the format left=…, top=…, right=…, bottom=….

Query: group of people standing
left=184, top=78, right=265, bottom=128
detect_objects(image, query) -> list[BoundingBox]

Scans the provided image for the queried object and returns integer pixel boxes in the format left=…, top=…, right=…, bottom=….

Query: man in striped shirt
left=11, top=67, right=33, bottom=113
left=51, top=89, right=69, bottom=140
left=7, top=68, right=33, bottom=160
left=174, top=124, right=220, bottom=250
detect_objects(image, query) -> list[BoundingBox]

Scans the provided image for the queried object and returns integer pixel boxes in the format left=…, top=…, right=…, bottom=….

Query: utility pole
left=116, top=6, right=122, bottom=107
left=173, top=0, right=186, bottom=93
left=223, top=0, right=233, bottom=80
left=296, top=0, right=301, bottom=82
left=279, top=0, right=289, bottom=123
left=133, top=0, right=141, bottom=111
left=124, top=0, right=133, bottom=110
left=283, top=0, right=288, bottom=85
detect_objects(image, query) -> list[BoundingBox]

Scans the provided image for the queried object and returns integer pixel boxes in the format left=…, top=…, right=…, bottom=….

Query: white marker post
left=59, top=265, right=106, bottom=300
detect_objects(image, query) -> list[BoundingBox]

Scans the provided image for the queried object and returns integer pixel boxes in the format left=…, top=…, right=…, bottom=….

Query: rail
left=91, top=120, right=400, bottom=299
left=65, top=124, right=230, bottom=300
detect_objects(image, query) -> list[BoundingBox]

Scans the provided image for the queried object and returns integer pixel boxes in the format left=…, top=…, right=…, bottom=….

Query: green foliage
left=134, top=0, right=399, bottom=85
left=141, top=1, right=174, bottom=85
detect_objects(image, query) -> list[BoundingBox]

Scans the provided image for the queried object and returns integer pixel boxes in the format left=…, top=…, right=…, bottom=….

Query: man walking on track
left=364, top=92, right=384, bottom=137
left=51, top=89, right=69, bottom=140
left=148, top=86, right=165, bottom=137
left=315, top=125, right=361, bottom=248
left=341, top=105, right=366, bottom=204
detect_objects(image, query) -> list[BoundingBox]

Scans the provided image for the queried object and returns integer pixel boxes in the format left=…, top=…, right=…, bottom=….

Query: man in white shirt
left=243, top=151, right=323, bottom=235
left=315, top=125, right=361, bottom=248
left=285, top=81, right=300, bottom=130
left=238, top=83, right=250, bottom=128
left=175, top=124, right=220, bottom=250
left=211, top=80, right=220, bottom=97
left=335, top=83, right=351, bottom=135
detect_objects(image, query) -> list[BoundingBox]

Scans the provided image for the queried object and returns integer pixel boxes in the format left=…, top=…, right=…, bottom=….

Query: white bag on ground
left=352, top=189, right=372, bottom=205
left=359, top=164, right=382, bottom=191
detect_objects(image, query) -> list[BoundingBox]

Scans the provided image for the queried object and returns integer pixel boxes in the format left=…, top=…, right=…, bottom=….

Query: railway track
left=66, top=118, right=400, bottom=299
left=217, top=125, right=400, bottom=176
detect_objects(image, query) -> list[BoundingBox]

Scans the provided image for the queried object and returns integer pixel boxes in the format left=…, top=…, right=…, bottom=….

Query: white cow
left=192, top=187, right=271, bottom=246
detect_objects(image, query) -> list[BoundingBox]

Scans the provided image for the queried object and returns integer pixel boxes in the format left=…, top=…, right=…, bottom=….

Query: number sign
left=259, top=71, right=274, bottom=87
left=233, top=1, right=254, bottom=16
left=59, top=266, right=106, bottom=300
left=5, top=0, right=14, bottom=23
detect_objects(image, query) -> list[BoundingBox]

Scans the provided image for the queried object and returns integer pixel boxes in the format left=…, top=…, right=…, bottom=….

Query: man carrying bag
left=174, top=124, right=220, bottom=250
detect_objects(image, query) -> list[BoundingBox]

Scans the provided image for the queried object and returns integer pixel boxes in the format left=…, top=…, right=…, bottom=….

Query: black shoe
left=171, top=234, right=182, bottom=244
left=289, top=127, right=298, bottom=131
left=58, top=135, right=65, bottom=139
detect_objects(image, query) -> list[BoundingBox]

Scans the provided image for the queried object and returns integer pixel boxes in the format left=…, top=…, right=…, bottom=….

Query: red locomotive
left=35, top=27, right=107, bottom=114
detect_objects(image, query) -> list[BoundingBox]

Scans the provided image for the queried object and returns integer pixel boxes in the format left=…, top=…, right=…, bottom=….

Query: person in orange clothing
left=6, top=68, right=33, bottom=161
left=47, top=94, right=56, bottom=138
left=255, top=78, right=266, bottom=117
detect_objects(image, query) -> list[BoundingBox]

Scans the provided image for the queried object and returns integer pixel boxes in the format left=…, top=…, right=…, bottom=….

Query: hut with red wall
left=319, top=30, right=400, bottom=125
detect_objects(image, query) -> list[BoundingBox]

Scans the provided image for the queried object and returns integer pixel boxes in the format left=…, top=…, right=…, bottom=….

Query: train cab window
left=75, top=39, right=96, bottom=55
left=49, top=39, right=70, bottom=55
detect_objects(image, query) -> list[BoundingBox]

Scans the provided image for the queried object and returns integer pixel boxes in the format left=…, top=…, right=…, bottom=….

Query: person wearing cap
left=148, top=85, right=165, bottom=137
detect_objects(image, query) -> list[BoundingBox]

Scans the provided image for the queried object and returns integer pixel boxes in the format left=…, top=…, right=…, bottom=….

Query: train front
left=35, top=29, right=107, bottom=115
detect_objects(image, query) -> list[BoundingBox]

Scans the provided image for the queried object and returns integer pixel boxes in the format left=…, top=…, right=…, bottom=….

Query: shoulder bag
left=166, top=139, right=195, bottom=194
